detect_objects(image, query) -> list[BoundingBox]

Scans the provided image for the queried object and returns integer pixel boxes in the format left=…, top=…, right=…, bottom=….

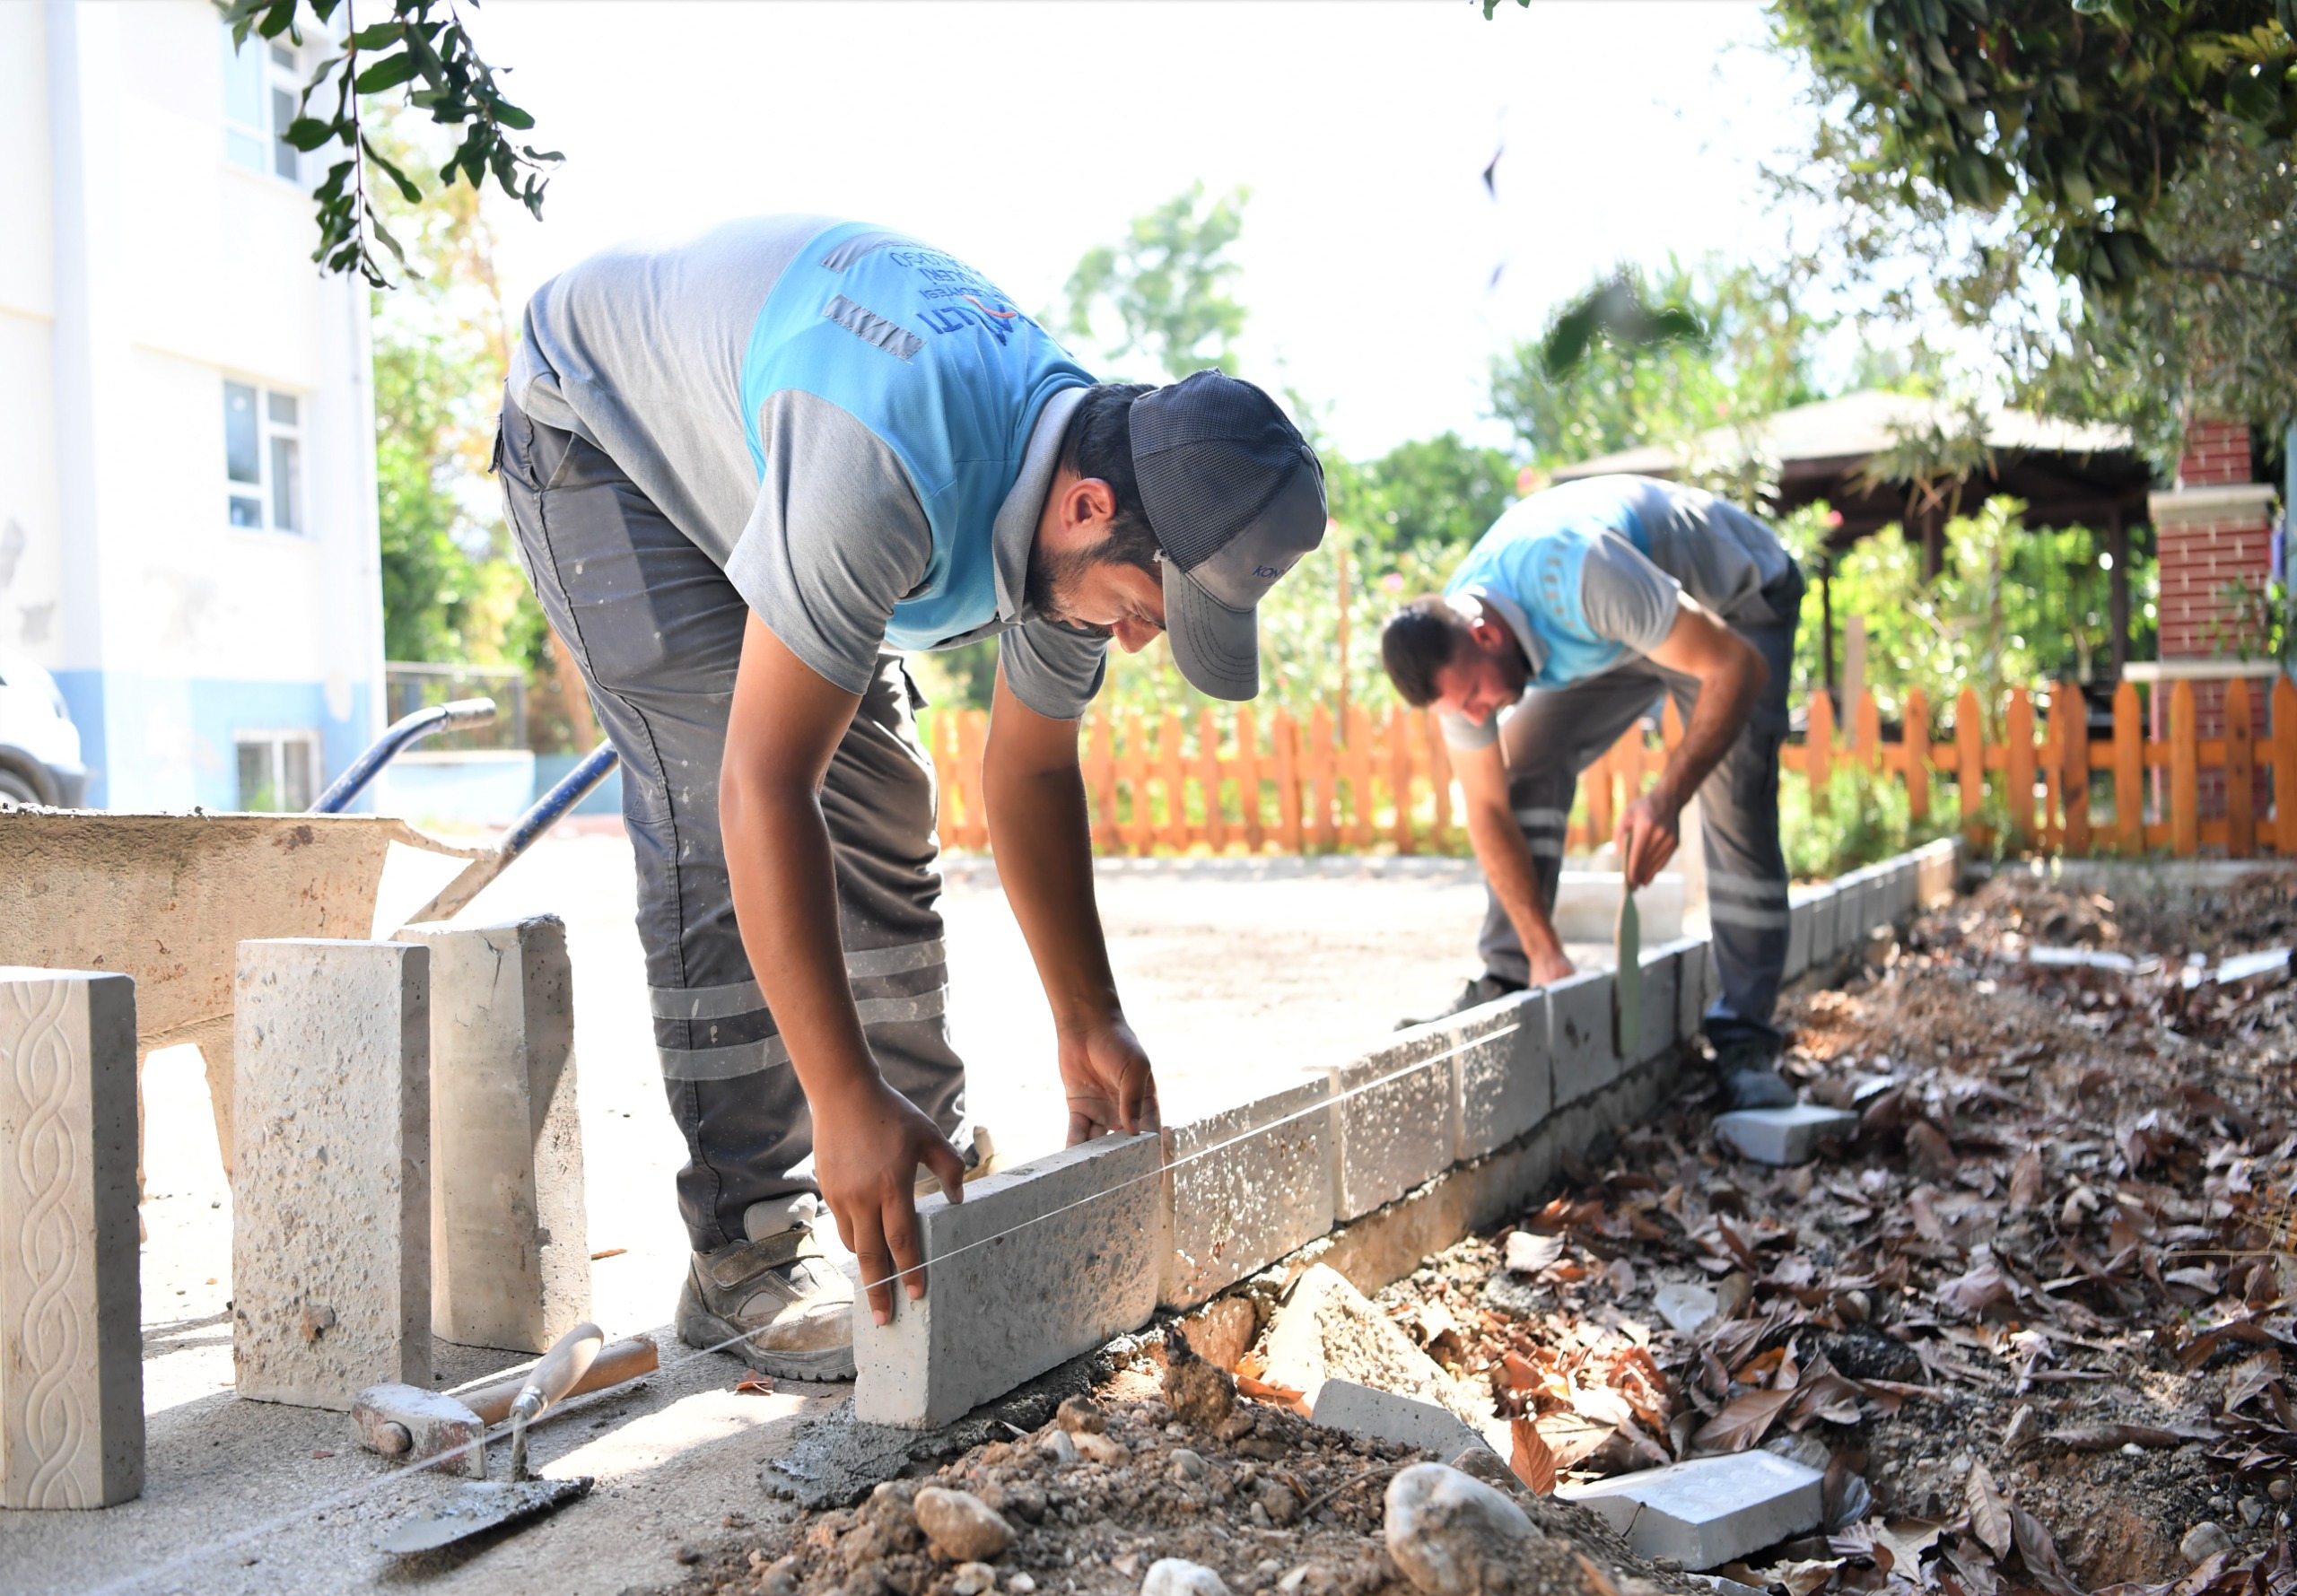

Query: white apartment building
left=1, top=0, right=384, bottom=810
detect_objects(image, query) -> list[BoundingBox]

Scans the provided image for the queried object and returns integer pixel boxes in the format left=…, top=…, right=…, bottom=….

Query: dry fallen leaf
left=734, top=1374, right=775, bottom=1396
left=2009, top=1148, right=2043, bottom=1211
left=1688, top=1387, right=1795, bottom=1455
left=2040, top=1422, right=2187, bottom=1451
left=1511, top=1415, right=1558, bottom=1494
left=1235, top=1374, right=1309, bottom=1416
left=1965, top=1461, right=2012, bottom=1558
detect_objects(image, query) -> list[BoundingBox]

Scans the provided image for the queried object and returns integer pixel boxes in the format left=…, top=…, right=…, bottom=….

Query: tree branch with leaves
left=217, top=0, right=559, bottom=286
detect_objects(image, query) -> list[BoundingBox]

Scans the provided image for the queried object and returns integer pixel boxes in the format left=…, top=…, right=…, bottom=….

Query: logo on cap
left=1253, top=565, right=1282, bottom=579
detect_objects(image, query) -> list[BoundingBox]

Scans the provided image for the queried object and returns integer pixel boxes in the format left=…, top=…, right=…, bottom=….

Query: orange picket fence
left=926, top=672, right=2297, bottom=860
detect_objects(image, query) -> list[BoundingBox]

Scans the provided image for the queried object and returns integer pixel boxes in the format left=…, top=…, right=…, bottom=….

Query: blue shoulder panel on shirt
left=739, top=220, right=1092, bottom=651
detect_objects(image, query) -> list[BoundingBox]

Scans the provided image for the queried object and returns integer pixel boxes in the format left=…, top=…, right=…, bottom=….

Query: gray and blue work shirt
left=508, top=215, right=1111, bottom=718
left=1438, top=474, right=1797, bottom=749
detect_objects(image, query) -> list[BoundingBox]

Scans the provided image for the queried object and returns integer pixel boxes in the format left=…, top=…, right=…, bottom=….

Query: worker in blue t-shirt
left=500, top=218, right=1325, bottom=1379
left=1378, top=475, right=1804, bottom=1112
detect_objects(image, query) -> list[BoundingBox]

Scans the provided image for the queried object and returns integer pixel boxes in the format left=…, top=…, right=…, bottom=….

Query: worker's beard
left=1024, top=536, right=1123, bottom=637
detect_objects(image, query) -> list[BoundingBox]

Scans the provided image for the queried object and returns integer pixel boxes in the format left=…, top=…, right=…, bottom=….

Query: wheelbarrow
left=0, top=697, right=618, bottom=1178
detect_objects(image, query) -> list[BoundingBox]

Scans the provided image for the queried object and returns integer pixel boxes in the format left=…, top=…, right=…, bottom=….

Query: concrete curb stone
left=1450, top=990, right=1551, bottom=1164
left=1161, top=1077, right=1334, bottom=1309
left=1544, top=970, right=1617, bottom=1107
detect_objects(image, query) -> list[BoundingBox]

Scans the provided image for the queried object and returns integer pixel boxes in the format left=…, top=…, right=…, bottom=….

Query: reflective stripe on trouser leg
left=498, top=397, right=962, bottom=1252
left=1478, top=668, right=1672, bottom=986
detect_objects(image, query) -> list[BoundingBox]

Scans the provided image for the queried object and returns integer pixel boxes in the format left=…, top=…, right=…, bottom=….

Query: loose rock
left=1142, top=1558, right=1232, bottom=1596
left=1057, top=1396, right=1108, bottom=1435
left=2182, top=1522, right=2234, bottom=1566
left=1168, top=1447, right=1209, bottom=1482
left=1036, top=1428, right=1080, bottom=1469
left=1161, top=1325, right=1236, bottom=1428
left=1385, top=1461, right=1541, bottom=1596
left=953, top=1562, right=998, bottom=1595
left=1077, top=1431, right=1130, bottom=1466
left=912, top=1487, right=1015, bottom=1564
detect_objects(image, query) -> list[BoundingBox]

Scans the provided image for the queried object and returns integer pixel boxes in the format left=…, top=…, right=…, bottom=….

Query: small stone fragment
left=761, top=1555, right=801, bottom=1596
left=674, top=1545, right=703, bottom=1565
left=1162, top=1324, right=1236, bottom=1428
left=1259, top=1478, right=1301, bottom=1526
left=1652, top=1284, right=1718, bottom=1335
left=1057, top=1395, right=1109, bottom=1434
left=1036, top=1428, right=1080, bottom=1468
left=1384, top=1461, right=1540, bottom=1596
left=2002, top=1407, right=2039, bottom=1452
left=912, top=1487, right=1015, bottom=1564
left=2272, top=1478, right=2293, bottom=1504
left=2242, top=1498, right=2266, bottom=1527
left=1009, top=1577, right=1036, bottom=1594
left=954, top=1562, right=998, bottom=1595
left=1077, top=1431, right=1130, bottom=1466
left=1143, top=1558, right=1233, bottom=1596
left=1170, top=1447, right=1210, bottom=1482
left=865, top=1480, right=922, bottom=1550
left=1447, top=1446, right=1530, bottom=1499
left=2183, top=1523, right=2234, bottom=1565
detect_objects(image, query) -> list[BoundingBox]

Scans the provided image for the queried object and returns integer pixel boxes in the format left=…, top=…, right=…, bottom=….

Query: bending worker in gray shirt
left=1379, top=475, right=1804, bottom=1112
left=499, top=217, right=1325, bottom=1377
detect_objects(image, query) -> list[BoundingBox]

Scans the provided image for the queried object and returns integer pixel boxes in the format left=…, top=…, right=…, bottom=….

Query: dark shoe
left=676, top=1219, right=855, bottom=1381
left=1712, top=1040, right=1796, bottom=1111
left=1397, top=973, right=1526, bottom=1030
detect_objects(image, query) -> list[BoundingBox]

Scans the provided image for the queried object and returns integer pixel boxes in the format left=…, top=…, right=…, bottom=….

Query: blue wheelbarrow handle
left=396, top=742, right=622, bottom=929
left=310, top=698, right=501, bottom=815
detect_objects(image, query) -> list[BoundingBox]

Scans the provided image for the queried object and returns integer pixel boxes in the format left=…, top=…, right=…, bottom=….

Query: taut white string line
left=83, top=1019, right=1523, bottom=1595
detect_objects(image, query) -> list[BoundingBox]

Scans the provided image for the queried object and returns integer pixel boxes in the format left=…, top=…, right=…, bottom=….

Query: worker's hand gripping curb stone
left=815, top=1073, right=970, bottom=1327
left=1059, top=1015, right=1161, bottom=1147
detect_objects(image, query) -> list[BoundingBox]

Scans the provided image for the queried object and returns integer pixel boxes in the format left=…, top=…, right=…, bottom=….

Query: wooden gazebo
left=1550, top=389, right=2155, bottom=676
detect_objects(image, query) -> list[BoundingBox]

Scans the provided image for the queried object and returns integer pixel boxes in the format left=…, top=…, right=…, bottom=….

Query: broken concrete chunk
left=0, top=968, right=143, bottom=1509
left=853, top=1132, right=1160, bottom=1428
left=1652, top=1283, right=1719, bottom=1335
left=397, top=915, right=590, bottom=1354
left=1713, top=1104, right=1859, bottom=1166
left=1143, top=1559, right=1231, bottom=1596
left=1557, top=1450, right=1823, bottom=1570
left=1262, top=1265, right=1481, bottom=1421
left=1311, top=1380, right=1492, bottom=1461
left=232, top=939, right=431, bottom=1410
left=1384, top=1461, right=1539, bottom=1596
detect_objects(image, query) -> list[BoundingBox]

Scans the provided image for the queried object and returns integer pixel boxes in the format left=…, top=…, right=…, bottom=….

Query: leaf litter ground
left=652, top=867, right=2297, bottom=1596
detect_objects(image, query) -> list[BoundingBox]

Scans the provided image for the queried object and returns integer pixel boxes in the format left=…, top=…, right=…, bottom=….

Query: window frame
left=223, top=378, right=309, bottom=537
left=234, top=728, right=322, bottom=814
left=220, top=26, right=308, bottom=186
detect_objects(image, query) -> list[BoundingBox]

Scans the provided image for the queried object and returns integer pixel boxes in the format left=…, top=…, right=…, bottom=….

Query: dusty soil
left=654, top=867, right=2297, bottom=1596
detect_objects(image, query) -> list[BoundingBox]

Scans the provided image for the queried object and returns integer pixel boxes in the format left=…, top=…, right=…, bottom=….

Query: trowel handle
left=512, top=1321, right=604, bottom=1422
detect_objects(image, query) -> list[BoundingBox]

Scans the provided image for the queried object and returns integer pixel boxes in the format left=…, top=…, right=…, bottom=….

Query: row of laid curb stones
left=0, top=916, right=590, bottom=1508
left=851, top=836, right=1965, bottom=1427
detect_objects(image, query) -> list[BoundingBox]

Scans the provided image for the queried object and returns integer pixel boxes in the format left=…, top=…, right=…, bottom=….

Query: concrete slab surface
left=1713, top=1104, right=1860, bottom=1166
left=1558, top=1450, right=1824, bottom=1569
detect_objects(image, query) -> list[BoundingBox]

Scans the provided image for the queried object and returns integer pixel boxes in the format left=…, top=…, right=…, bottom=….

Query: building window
left=237, top=731, right=319, bottom=813
left=221, top=27, right=304, bottom=181
left=224, top=380, right=304, bottom=533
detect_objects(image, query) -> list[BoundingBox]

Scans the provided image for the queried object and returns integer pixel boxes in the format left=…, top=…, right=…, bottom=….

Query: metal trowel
left=1614, top=880, right=1642, bottom=1059
left=378, top=1321, right=605, bottom=1556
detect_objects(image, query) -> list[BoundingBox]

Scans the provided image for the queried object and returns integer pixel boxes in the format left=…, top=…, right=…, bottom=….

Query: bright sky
left=474, top=1, right=1818, bottom=461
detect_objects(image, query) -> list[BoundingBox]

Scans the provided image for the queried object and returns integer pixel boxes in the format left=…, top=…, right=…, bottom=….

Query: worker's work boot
left=676, top=1194, right=855, bottom=1381
left=1395, top=972, right=1526, bottom=1031
left=1713, top=1039, right=1797, bottom=1112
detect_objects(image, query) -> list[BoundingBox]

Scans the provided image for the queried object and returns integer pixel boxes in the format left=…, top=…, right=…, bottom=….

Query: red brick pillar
left=2148, top=419, right=2275, bottom=822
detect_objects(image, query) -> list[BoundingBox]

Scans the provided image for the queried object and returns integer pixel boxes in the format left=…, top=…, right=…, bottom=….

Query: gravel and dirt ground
left=649, top=865, right=2297, bottom=1596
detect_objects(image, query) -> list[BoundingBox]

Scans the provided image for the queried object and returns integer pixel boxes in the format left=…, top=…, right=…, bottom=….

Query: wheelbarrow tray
left=0, top=810, right=484, bottom=1171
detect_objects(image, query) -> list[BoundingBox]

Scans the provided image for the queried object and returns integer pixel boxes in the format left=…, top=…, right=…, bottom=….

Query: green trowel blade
left=1615, top=885, right=1642, bottom=1058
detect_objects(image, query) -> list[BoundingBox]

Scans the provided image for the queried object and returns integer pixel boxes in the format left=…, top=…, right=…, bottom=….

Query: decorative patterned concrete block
left=1546, top=970, right=1619, bottom=1106
left=232, top=940, right=431, bottom=1409
left=1311, top=1379, right=1491, bottom=1461
left=1559, top=1451, right=1824, bottom=1569
left=0, top=970, right=142, bottom=1508
left=1314, top=1028, right=1461, bottom=1223
left=1714, top=1105, right=1860, bottom=1165
left=397, top=916, right=590, bottom=1353
left=1631, top=941, right=1684, bottom=1065
left=855, top=1131, right=1161, bottom=1427
left=1783, top=900, right=1812, bottom=981
left=1162, top=1077, right=1333, bottom=1308
left=1450, top=990, right=1550, bottom=1163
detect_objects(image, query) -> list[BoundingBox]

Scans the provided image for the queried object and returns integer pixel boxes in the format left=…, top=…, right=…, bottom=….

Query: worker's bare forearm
left=721, top=763, right=878, bottom=1104
left=1655, top=650, right=1762, bottom=813
left=1467, top=800, right=1562, bottom=963
left=983, top=691, right=1123, bottom=1035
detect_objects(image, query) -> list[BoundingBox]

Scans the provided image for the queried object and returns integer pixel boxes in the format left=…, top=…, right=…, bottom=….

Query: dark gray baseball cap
left=1131, top=371, right=1327, bottom=701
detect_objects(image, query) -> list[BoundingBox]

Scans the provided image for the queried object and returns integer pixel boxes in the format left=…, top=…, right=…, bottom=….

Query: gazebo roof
left=1550, top=388, right=2153, bottom=544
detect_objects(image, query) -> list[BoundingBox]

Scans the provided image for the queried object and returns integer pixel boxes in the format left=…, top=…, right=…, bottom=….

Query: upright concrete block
left=855, top=1132, right=1161, bottom=1427
left=0, top=970, right=142, bottom=1508
left=1915, top=837, right=1961, bottom=905
left=1884, top=859, right=1918, bottom=921
left=397, top=916, right=590, bottom=1353
left=1313, top=1029, right=1461, bottom=1223
left=1631, top=941, right=1683, bottom=1065
left=1783, top=900, right=1812, bottom=981
left=1559, top=1451, right=1824, bottom=1569
left=1677, top=937, right=1716, bottom=1041
left=1311, top=1379, right=1491, bottom=1461
left=1451, top=990, right=1550, bottom=1162
left=1546, top=970, right=1618, bottom=1106
left=232, top=940, right=431, bottom=1409
left=1162, top=1077, right=1333, bottom=1309
left=1803, top=886, right=1841, bottom=965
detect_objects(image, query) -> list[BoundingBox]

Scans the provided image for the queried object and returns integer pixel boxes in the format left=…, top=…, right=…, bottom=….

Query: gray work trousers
left=496, top=399, right=967, bottom=1254
left=1480, top=572, right=1804, bottom=1053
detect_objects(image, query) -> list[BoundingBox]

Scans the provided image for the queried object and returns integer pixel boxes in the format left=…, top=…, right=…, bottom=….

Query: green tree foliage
left=1061, top=184, right=1251, bottom=380
left=1765, top=0, right=2297, bottom=297
left=368, top=115, right=548, bottom=676
left=217, top=0, right=558, bottom=286
left=1488, top=257, right=1830, bottom=499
